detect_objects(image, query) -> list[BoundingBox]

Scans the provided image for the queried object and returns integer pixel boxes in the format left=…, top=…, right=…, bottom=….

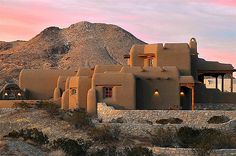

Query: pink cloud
left=207, top=0, right=236, bottom=7
left=0, top=1, right=110, bottom=41
left=199, top=48, right=236, bottom=76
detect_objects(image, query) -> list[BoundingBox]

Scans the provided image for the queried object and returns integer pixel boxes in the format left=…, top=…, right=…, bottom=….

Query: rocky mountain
left=0, top=21, right=145, bottom=87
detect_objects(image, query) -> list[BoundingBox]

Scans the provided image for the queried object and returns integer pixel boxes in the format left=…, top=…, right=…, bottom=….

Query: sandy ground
left=0, top=108, right=89, bottom=155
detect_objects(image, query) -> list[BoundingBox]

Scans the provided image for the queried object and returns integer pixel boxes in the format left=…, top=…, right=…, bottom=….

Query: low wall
left=97, top=103, right=236, bottom=136
left=152, top=147, right=236, bottom=156
left=0, top=100, right=41, bottom=108
left=195, top=103, right=236, bottom=110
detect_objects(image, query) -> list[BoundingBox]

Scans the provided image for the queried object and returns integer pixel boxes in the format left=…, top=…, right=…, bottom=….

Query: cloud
left=0, top=0, right=235, bottom=70
left=206, top=0, right=236, bottom=7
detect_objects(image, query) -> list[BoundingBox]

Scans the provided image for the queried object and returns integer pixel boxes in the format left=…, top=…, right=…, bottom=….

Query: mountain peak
left=0, top=21, right=145, bottom=88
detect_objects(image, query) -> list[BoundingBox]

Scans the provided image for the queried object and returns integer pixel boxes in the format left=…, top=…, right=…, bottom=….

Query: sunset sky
left=0, top=0, right=236, bottom=69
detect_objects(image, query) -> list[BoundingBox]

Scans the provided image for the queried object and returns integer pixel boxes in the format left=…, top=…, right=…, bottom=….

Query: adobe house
left=6, top=38, right=235, bottom=113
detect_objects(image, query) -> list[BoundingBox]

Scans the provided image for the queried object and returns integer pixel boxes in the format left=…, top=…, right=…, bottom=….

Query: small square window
left=71, top=89, right=77, bottom=95
left=103, top=87, right=113, bottom=98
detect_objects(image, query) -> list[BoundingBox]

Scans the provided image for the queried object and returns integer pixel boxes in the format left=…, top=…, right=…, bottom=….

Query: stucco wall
left=158, top=43, right=191, bottom=76
left=19, top=69, right=76, bottom=100
left=92, top=73, right=136, bottom=109
left=195, top=84, right=236, bottom=103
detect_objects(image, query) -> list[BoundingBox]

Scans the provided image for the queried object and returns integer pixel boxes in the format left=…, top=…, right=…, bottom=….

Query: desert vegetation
left=207, top=115, right=230, bottom=124
left=148, top=126, right=236, bottom=156
left=156, top=117, right=183, bottom=124
left=6, top=102, right=236, bottom=156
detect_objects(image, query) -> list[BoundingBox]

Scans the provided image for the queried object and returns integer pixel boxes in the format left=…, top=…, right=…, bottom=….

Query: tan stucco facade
left=19, top=69, right=77, bottom=100
left=5, top=38, right=234, bottom=114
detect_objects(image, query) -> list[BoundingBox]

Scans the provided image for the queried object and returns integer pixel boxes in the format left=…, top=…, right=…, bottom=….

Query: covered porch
left=198, top=69, right=236, bottom=92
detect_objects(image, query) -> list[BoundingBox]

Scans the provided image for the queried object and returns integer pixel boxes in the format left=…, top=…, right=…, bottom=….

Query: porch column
left=221, top=74, right=225, bottom=92
left=215, top=75, right=218, bottom=89
left=191, top=87, right=195, bottom=111
left=231, top=73, right=234, bottom=92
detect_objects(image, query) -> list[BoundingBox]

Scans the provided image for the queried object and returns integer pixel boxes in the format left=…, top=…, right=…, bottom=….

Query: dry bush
left=12, top=101, right=32, bottom=109
left=49, top=149, right=66, bottom=156
left=207, top=115, right=230, bottom=124
left=4, top=128, right=49, bottom=145
left=147, top=127, right=176, bottom=147
left=35, top=101, right=60, bottom=116
left=177, top=126, right=200, bottom=148
left=63, top=109, right=94, bottom=129
left=50, top=138, right=91, bottom=156
left=89, top=146, right=117, bottom=156
left=156, top=118, right=183, bottom=125
left=88, top=125, right=121, bottom=144
left=124, top=146, right=153, bottom=156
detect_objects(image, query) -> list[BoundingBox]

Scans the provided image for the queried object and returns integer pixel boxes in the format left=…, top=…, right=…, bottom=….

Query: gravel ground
left=0, top=139, right=47, bottom=156
left=0, top=108, right=89, bottom=155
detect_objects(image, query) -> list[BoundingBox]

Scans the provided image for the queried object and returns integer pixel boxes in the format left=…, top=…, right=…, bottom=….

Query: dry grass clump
left=48, top=149, right=66, bottom=156
left=4, top=128, right=49, bottom=145
left=124, top=146, right=153, bottom=156
left=63, top=109, right=94, bottom=129
left=88, top=125, right=121, bottom=144
left=50, top=138, right=91, bottom=156
left=12, top=101, right=32, bottom=109
left=147, top=127, right=176, bottom=147
left=35, top=101, right=60, bottom=116
left=207, top=115, right=230, bottom=124
left=156, top=118, right=183, bottom=124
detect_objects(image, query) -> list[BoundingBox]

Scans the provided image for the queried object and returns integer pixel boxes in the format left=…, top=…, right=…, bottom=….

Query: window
left=148, top=58, right=154, bottom=67
left=71, top=89, right=77, bottom=95
left=103, top=87, right=113, bottom=98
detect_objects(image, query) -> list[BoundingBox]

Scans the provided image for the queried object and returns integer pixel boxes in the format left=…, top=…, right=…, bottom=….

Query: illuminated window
left=71, top=89, right=77, bottom=95
left=103, top=87, right=113, bottom=98
left=148, top=58, right=154, bottom=67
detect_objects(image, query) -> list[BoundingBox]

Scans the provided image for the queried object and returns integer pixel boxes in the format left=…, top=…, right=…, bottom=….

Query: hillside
left=0, top=21, right=145, bottom=87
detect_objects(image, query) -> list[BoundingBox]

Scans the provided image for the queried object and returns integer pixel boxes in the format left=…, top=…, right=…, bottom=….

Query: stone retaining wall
left=97, top=103, right=236, bottom=136
left=152, top=147, right=236, bottom=156
left=195, top=103, right=236, bottom=110
left=98, top=103, right=236, bottom=127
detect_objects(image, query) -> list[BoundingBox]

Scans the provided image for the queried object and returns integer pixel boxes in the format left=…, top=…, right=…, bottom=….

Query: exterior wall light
left=154, top=89, right=159, bottom=96
left=180, top=91, right=185, bottom=96
left=4, top=92, right=8, bottom=96
left=17, top=93, right=22, bottom=96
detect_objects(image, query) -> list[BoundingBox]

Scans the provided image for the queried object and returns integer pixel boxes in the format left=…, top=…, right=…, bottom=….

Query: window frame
left=103, top=86, right=113, bottom=98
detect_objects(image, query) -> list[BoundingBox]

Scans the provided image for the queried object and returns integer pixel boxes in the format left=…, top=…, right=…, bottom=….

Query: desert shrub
left=156, top=118, right=183, bottom=125
left=12, top=101, right=32, bottom=109
left=138, top=119, right=153, bottom=125
left=49, top=149, right=66, bottom=156
left=88, top=125, right=121, bottom=144
left=177, top=126, right=201, bottom=148
left=147, top=127, right=176, bottom=147
left=110, top=117, right=125, bottom=123
left=63, top=109, right=94, bottom=129
left=89, top=146, right=117, bottom=156
left=4, top=128, right=49, bottom=145
left=36, top=101, right=60, bottom=116
left=156, top=119, right=169, bottom=125
left=191, top=128, right=222, bottom=156
left=177, top=127, right=236, bottom=156
left=50, top=138, right=91, bottom=156
left=124, top=146, right=153, bottom=156
left=207, top=115, right=230, bottom=124
left=214, top=131, right=236, bottom=149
